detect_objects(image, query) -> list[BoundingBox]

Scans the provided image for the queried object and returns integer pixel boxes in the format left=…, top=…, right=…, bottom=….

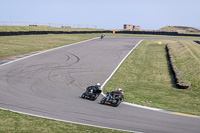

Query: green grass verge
left=103, top=39, right=200, bottom=116
left=0, top=109, right=127, bottom=133
left=1, top=33, right=191, bottom=60
left=167, top=40, right=200, bottom=90
left=0, top=34, right=102, bottom=60
left=0, top=26, right=104, bottom=32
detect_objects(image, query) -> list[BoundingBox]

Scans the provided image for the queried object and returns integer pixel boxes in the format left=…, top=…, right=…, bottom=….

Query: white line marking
left=0, top=107, right=143, bottom=133
left=100, top=40, right=163, bottom=112
left=99, top=39, right=160, bottom=111
left=101, top=40, right=143, bottom=88
left=123, top=102, right=163, bottom=111
left=100, top=39, right=200, bottom=118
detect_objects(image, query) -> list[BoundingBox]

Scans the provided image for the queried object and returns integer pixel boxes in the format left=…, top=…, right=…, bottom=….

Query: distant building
left=133, top=25, right=140, bottom=31
left=124, top=24, right=133, bottom=30
left=124, top=24, right=140, bottom=31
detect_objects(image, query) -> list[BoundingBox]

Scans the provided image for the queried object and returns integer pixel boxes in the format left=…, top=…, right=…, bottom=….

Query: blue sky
left=1, top=0, right=200, bottom=30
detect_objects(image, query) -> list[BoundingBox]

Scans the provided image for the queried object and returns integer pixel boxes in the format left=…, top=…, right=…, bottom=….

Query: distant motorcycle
left=100, top=34, right=105, bottom=39
left=100, top=91, right=124, bottom=107
left=81, top=84, right=102, bottom=101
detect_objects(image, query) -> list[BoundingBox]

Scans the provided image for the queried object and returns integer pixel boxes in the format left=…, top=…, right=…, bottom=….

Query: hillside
left=159, top=26, right=200, bottom=33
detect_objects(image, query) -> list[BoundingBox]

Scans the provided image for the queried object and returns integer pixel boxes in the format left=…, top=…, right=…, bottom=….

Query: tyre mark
left=47, top=52, right=80, bottom=86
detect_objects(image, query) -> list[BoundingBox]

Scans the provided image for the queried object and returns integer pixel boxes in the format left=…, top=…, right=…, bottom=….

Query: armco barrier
left=0, top=31, right=112, bottom=36
left=116, top=31, right=179, bottom=36
left=116, top=31, right=200, bottom=37
left=194, top=40, right=200, bottom=44
left=0, top=30, right=200, bottom=37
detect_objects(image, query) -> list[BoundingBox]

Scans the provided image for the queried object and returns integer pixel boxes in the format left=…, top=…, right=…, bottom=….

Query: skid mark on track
left=47, top=52, right=80, bottom=86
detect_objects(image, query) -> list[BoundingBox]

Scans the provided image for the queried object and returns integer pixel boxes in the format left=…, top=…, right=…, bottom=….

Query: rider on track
left=86, top=83, right=101, bottom=94
left=107, top=88, right=124, bottom=101
left=100, top=34, right=105, bottom=39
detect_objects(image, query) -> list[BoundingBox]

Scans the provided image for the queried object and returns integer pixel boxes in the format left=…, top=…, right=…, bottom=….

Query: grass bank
left=0, top=34, right=102, bottom=60
left=0, top=109, right=126, bottom=133
left=0, top=33, right=186, bottom=61
left=167, top=40, right=200, bottom=90
left=0, top=26, right=104, bottom=32
left=104, top=39, right=200, bottom=115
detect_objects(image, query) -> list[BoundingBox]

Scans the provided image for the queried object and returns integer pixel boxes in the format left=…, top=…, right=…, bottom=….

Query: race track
left=0, top=37, right=200, bottom=133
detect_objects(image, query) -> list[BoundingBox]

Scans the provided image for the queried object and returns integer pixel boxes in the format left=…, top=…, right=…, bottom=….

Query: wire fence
left=0, top=21, right=97, bottom=29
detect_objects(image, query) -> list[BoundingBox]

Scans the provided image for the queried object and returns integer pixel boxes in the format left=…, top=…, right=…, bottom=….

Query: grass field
left=0, top=26, right=103, bottom=32
left=1, top=33, right=193, bottom=61
left=0, top=109, right=127, bottom=133
left=103, top=39, right=200, bottom=115
left=0, top=34, right=102, bottom=60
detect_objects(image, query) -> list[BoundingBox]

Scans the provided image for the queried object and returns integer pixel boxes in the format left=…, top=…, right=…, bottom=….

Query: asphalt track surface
left=0, top=37, right=200, bottom=133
